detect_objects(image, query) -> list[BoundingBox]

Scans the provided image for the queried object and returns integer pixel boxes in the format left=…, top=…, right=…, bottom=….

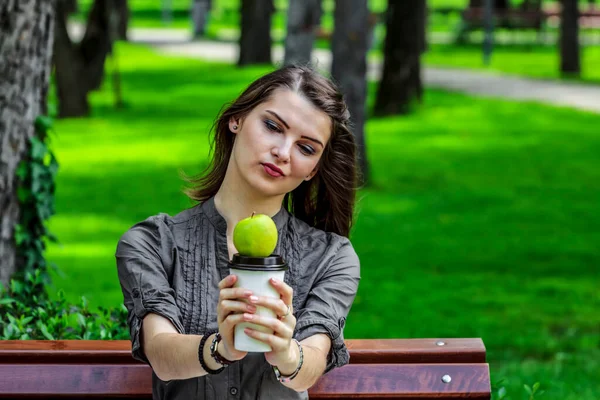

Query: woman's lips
left=262, top=163, right=284, bottom=177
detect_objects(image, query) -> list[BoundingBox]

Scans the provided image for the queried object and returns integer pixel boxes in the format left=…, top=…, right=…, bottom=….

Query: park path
left=73, top=25, right=600, bottom=113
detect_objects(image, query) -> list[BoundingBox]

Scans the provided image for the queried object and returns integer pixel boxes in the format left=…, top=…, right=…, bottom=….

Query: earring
left=233, top=125, right=238, bottom=130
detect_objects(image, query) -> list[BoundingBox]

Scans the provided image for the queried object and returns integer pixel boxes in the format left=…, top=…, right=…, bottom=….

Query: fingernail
left=244, top=290, right=253, bottom=297
left=249, top=295, right=259, bottom=303
left=244, top=328, right=251, bottom=334
left=244, top=313, right=253, bottom=320
left=247, top=305, right=257, bottom=312
left=271, top=278, right=279, bottom=284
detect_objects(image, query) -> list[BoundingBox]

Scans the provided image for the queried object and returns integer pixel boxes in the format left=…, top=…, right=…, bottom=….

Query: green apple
left=233, top=213, right=278, bottom=257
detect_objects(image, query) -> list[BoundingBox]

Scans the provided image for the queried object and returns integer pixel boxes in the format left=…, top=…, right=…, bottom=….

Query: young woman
left=116, top=65, right=361, bottom=399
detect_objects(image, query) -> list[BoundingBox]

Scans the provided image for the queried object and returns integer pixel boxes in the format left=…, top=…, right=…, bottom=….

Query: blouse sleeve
left=293, top=238, right=361, bottom=374
left=115, top=215, right=185, bottom=365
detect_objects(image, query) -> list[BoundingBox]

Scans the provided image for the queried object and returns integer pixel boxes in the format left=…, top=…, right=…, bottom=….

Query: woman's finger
left=222, top=312, right=247, bottom=329
left=249, top=295, right=290, bottom=318
left=243, top=327, right=289, bottom=351
left=219, top=287, right=253, bottom=302
left=241, top=313, right=294, bottom=338
left=218, top=274, right=237, bottom=290
left=270, top=278, right=293, bottom=307
left=220, top=299, right=257, bottom=315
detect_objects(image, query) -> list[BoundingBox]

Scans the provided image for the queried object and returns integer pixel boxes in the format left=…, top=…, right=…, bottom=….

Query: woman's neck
left=214, top=169, right=284, bottom=233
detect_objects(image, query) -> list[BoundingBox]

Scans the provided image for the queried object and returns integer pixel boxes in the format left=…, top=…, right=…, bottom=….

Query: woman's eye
left=299, top=145, right=315, bottom=155
left=264, top=120, right=281, bottom=132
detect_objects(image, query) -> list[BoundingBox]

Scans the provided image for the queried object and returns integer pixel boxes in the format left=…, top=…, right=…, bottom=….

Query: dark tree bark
left=115, top=0, right=129, bottom=40
left=0, top=0, right=55, bottom=287
left=331, top=0, right=369, bottom=185
left=560, top=0, right=581, bottom=76
left=54, top=0, right=89, bottom=117
left=374, top=0, right=427, bottom=116
left=238, top=0, right=274, bottom=66
left=54, top=0, right=116, bottom=117
left=192, top=0, right=211, bottom=37
left=468, top=0, right=509, bottom=9
left=284, top=0, right=322, bottom=66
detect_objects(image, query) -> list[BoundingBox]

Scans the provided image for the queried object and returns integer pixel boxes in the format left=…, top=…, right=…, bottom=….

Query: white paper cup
left=228, top=254, right=288, bottom=352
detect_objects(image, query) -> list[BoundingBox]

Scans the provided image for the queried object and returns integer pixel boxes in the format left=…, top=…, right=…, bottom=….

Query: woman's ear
left=229, top=117, right=241, bottom=133
left=305, top=168, right=318, bottom=181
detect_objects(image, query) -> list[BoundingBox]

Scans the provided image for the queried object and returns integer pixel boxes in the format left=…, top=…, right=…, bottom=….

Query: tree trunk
left=192, top=0, right=211, bottom=38
left=0, top=0, right=55, bottom=287
left=115, top=0, right=129, bottom=40
left=331, top=0, right=369, bottom=185
left=560, top=0, right=581, bottom=76
left=374, top=0, right=426, bottom=116
left=54, top=0, right=114, bottom=117
left=54, top=0, right=90, bottom=117
left=80, top=0, right=113, bottom=91
left=468, top=0, right=509, bottom=9
left=284, top=0, right=322, bottom=66
left=238, top=0, right=274, bottom=66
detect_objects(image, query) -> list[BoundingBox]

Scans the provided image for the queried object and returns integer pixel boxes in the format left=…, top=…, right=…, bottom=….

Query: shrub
left=0, top=269, right=129, bottom=340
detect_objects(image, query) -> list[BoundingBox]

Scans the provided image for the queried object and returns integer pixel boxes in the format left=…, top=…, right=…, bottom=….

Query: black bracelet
left=273, top=339, right=304, bottom=383
left=210, top=332, right=234, bottom=366
left=198, top=331, right=224, bottom=375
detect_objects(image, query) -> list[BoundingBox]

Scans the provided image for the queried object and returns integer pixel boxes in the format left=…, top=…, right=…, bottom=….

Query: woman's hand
left=242, top=278, right=298, bottom=372
left=216, top=274, right=255, bottom=362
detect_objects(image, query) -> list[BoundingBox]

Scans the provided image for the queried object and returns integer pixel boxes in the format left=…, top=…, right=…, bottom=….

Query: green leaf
left=0, top=298, right=15, bottom=305
left=76, top=313, right=86, bottom=327
left=497, top=387, right=507, bottom=399
left=34, top=115, right=53, bottom=134
left=39, top=323, right=55, bottom=340
left=30, top=137, right=47, bottom=160
left=47, top=103, right=57, bottom=117
left=532, top=382, right=540, bottom=393
left=524, top=384, right=532, bottom=395
left=16, top=162, right=28, bottom=181
left=17, top=186, right=31, bottom=203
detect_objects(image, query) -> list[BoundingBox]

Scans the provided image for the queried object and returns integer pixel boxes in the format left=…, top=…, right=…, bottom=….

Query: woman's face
left=229, top=88, right=332, bottom=198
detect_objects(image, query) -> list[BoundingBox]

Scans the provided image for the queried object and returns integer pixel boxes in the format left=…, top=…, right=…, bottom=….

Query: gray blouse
left=115, top=196, right=361, bottom=400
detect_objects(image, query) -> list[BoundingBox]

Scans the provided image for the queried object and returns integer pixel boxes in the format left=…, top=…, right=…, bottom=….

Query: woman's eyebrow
left=302, top=136, right=324, bottom=147
left=266, top=109, right=324, bottom=147
left=265, top=110, right=290, bottom=129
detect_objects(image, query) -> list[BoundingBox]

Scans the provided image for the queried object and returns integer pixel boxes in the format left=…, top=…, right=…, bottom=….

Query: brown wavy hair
left=185, top=65, right=358, bottom=238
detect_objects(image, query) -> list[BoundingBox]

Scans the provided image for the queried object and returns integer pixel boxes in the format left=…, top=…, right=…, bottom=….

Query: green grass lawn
left=424, top=43, right=600, bottom=84
left=47, top=42, right=599, bottom=399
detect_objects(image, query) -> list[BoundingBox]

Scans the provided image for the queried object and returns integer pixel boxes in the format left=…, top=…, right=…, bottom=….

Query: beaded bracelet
left=198, top=331, right=224, bottom=375
left=210, top=332, right=234, bottom=366
left=273, top=339, right=304, bottom=383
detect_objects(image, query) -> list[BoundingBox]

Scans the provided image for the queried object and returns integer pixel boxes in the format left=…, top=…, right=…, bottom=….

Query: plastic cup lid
left=228, top=254, right=288, bottom=271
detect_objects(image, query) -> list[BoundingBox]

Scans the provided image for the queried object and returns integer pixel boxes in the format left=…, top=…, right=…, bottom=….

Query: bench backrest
left=0, top=338, right=491, bottom=399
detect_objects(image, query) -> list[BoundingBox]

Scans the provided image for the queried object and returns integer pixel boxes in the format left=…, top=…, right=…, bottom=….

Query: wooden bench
left=0, top=338, right=491, bottom=399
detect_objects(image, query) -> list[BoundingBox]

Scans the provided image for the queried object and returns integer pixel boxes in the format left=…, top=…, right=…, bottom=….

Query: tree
left=239, top=0, right=275, bottom=66
left=0, top=0, right=55, bottom=287
left=560, top=0, right=581, bottom=77
left=115, top=0, right=130, bottom=40
left=54, top=0, right=121, bottom=117
left=283, top=0, right=322, bottom=66
left=331, top=0, right=369, bottom=184
left=373, top=0, right=427, bottom=116
left=192, top=0, right=212, bottom=38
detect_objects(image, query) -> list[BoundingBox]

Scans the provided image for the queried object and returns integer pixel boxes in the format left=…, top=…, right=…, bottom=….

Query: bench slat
left=0, top=364, right=151, bottom=396
left=309, top=364, right=491, bottom=399
left=0, top=338, right=485, bottom=364
left=0, top=363, right=490, bottom=399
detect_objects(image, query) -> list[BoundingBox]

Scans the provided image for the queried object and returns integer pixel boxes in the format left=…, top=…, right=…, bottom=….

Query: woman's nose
left=272, top=140, right=291, bottom=163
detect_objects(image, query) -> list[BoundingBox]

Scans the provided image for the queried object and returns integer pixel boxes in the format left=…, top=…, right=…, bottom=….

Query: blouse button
left=229, top=387, right=238, bottom=395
